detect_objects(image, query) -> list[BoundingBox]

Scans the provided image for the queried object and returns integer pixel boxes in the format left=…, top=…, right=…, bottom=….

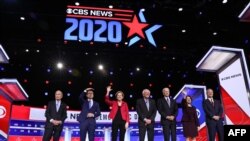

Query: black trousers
left=111, top=121, right=126, bottom=141
left=139, top=123, right=154, bottom=141
left=42, top=125, right=63, bottom=141
left=207, top=120, right=224, bottom=141
left=162, top=122, right=176, bottom=141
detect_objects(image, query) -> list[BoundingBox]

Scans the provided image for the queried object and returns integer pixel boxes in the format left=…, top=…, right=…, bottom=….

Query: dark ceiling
left=0, top=0, right=250, bottom=110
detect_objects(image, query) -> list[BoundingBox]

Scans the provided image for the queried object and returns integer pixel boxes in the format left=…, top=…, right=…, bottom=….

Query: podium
left=0, top=45, right=29, bottom=140
left=196, top=46, right=250, bottom=139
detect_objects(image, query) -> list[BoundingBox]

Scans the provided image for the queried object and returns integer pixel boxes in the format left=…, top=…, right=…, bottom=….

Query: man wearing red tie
left=203, top=88, right=224, bottom=141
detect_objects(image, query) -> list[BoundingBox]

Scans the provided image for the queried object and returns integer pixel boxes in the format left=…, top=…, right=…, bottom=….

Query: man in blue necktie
left=136, top=89, right=157, bottom=141
left=43, top=90, right=67, bottom=141
left=77, top=88, right=101, bottom=141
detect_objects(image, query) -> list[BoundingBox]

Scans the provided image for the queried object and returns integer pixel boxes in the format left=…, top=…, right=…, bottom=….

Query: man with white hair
left=136, top=89, right=157, bottom=141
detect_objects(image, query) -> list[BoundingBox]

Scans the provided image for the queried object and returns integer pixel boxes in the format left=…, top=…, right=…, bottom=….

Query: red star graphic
left=123, top=15, right=148, bottom=39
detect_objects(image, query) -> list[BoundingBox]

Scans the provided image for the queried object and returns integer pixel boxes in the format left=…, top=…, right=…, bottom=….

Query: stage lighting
left=178, top=8, right=183, bottom=12
left=109, top=5, right=113, bottom=9
left=98, top=64, right=104, bottom=70
left=75, top=2, right=80, bottom=6
left=109, top=71, right=113, bottom=75
left=89, top=70, right=94, bottom=74
left=56, top=62, right=63, bottom=69
left=20, top=17, right=25, bottom=21
left=222, top=0, right=228, bottom=4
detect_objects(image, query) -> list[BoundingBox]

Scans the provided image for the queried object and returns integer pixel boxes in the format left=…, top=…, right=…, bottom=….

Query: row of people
left=42, top=87, right=224, bottom=141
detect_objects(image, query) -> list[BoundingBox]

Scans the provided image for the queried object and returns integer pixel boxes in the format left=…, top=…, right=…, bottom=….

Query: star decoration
left=123, top=15, right=148, bottom=39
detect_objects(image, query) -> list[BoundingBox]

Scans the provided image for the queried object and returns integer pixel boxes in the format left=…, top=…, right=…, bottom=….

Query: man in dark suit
left=43, top=90, right=67, bottom=141
left=157, top=87, right=178, bottom=141
left=203, top=88, right=224, bottom=141
left=136, top=89, right=157, bottom=141
left=77, top=88, right=101, bottom=141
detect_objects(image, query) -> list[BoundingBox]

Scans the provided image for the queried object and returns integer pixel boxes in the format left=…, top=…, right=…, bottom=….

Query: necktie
left=210, top=99, right=214, bottom=106
left=167, top=97, right=170, bottom=107
left=56, top=101, right=60, bottom=112
left=88, top=100, right=91, bottom=109
left=146, top=99, right=149, bottom=110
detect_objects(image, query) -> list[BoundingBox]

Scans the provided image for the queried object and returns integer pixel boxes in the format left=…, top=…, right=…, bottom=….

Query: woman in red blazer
left=105, top=86, right=130, bottom=141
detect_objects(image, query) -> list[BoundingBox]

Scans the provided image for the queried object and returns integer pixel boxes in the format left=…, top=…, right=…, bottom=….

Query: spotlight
left=20, top=16, right=25, bottom=21
left=109, top=71, right=113, bottom=75
left=140, top=8, right=145, bottom=12
left=0, top=67, right=4, bottom=71
left=98, top=64, right=104, bottom=70
left=25, top=67, right=30, bottom=72
left=45, top=80, right=49, bottom=84
left=68, top=69, right=72, bottom=73
left=149, top=83, right=153, bottom=87
left=178, top=8, right=183, bottom=12
left=75, top=2, right=80, bottom=6
left=68, top=81, right=72, bottom=85
left=130, top=83, right=134, bottom=87
left=89, top=81, right=93, bottom=85
left=56, top=62, right=63, bottom=69
left=89, top=70, right=94, bottom=74
left=136, top=67, right=140, bottom=71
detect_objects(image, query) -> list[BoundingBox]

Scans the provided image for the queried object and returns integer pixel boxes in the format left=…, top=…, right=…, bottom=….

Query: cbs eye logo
left=0, top=105, right=7, bottom=118
left=196, top=109, right=201, bottom=118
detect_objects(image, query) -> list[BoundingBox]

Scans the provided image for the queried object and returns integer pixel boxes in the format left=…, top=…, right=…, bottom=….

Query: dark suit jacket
left=45, top=100, right=67, bottom=128
left=157, top=97, right=178, bottom=124
left=77, top=93, right=101, bottom=123
left=136, top=98, right=157, bottom=125
left=203, top=99, right=223, bottom=122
